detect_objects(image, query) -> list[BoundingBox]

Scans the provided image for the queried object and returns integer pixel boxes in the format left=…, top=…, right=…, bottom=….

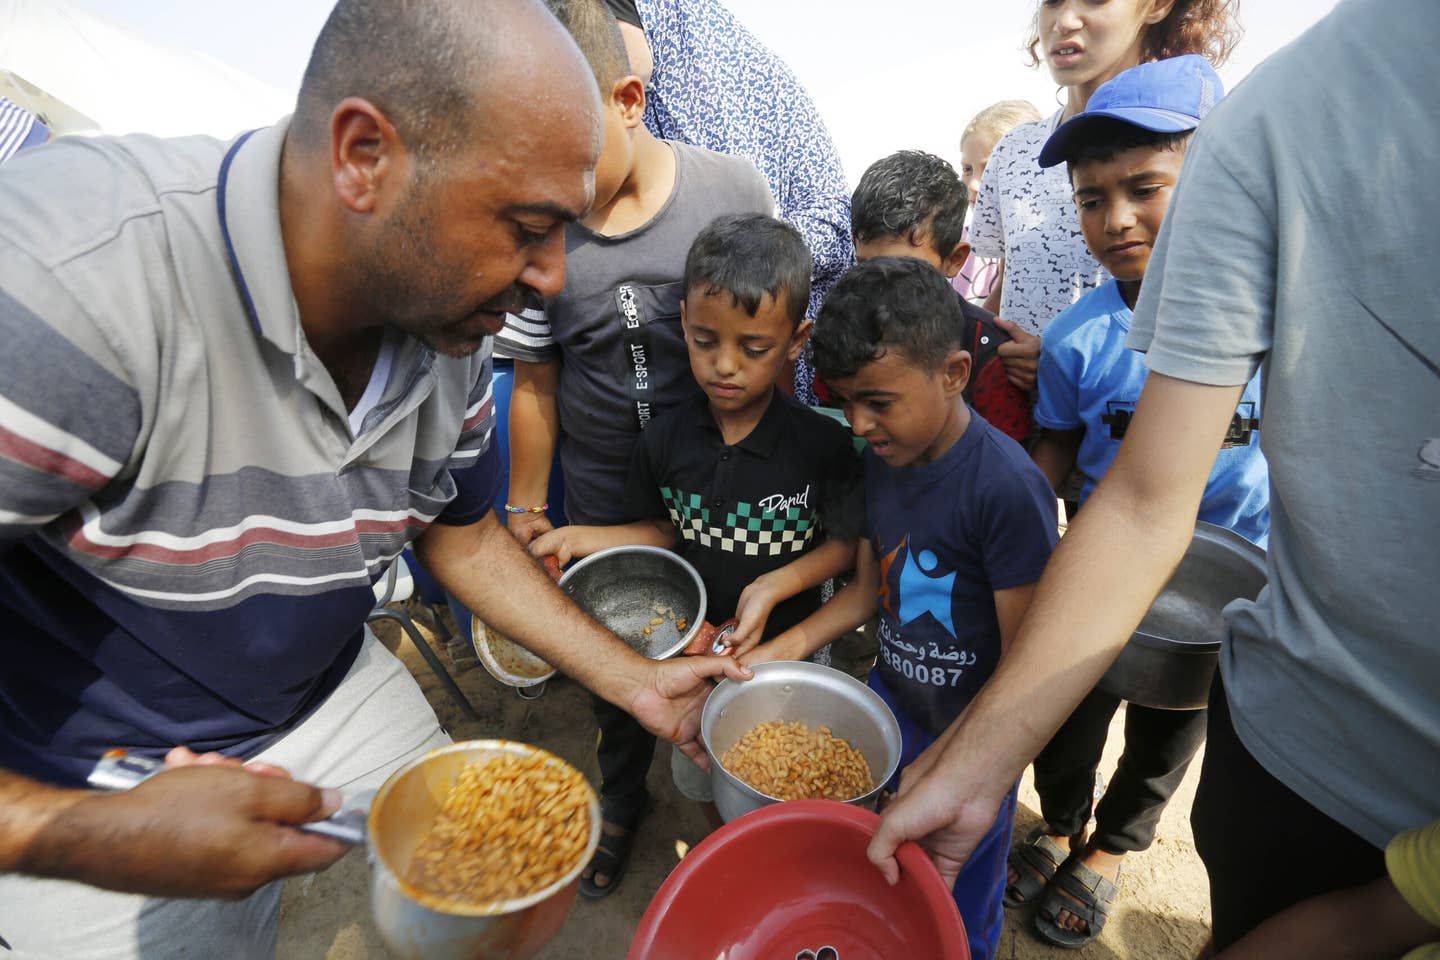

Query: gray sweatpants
left=0, top=629, right=450, bottom=959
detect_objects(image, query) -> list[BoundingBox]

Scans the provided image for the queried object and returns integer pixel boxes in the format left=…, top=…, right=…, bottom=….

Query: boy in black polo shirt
left=531, top=214, right=865, bottom=875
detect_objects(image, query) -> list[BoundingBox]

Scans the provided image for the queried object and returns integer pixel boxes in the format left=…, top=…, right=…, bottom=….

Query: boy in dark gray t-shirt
left=495, top=0, right=771, bottom=899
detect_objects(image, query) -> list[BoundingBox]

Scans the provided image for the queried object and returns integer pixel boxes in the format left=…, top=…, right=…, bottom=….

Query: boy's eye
left=743, top=346, right=770, bottom=359
left=692, top=337, right=716, bottom=349
left=1133, top=184, right=1165, bottom=199
left=1077, top=198, right=1101, bottom=211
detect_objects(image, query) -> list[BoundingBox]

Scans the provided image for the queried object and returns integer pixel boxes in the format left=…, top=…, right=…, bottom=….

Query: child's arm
left=727, top=537, right=859, bottom=658
left=1211, top=874, right=1439, bottom=960
left=993, top=583, right=1038, bottom=657
left=1030, top=428, right=1083, bottom=494
left=528, top=520, right=676, bottom=567
left=740, top=540, right=877, bottom=666
left=507, top=358, right=561, bottom=545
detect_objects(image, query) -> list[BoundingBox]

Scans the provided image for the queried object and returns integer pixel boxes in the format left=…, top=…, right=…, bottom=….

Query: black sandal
left=580, top=819, right=639, bottom=900
left=1034, top=856, right=1122, bottom=948
left=1004, top=828, right=1070, bottom=909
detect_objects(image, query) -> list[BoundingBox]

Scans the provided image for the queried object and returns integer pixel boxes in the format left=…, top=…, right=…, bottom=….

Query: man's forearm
left=0, top=771, right=87, bottom=878
left=926, top=376, right=1241, bottom=800
left=417, top=512, right=648, bottom=708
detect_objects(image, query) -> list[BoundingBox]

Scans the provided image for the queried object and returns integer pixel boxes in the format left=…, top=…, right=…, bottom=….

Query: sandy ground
left=276, top=612, right=1212, bottom=960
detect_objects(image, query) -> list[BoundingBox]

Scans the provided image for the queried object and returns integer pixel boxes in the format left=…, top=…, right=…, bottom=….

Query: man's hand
left=993, top=316, right=1041, bottom=393
left=18, top=765, right=348, bottom=900
left=507, top=511, right=554, bottom=546
left=628, top=656, right=752, bottom=772
left=867, top=767, right=1005, bottom=889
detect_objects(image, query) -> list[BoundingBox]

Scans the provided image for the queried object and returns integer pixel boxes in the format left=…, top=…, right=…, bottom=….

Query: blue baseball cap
left=1038, top=54, right=1224, bottom=168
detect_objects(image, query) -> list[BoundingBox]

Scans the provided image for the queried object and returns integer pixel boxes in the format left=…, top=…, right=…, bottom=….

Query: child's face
left=682, top=288, right=810, bottom=418
left=1038, top=0, right=1171, bottom=90
left=825, top=347, right=971, bottom=468
left=959, top=132, right=997, bottom=203
left=854, top=234, right=971, bottom=281
left=1070, top=143, right=1185, bottom=282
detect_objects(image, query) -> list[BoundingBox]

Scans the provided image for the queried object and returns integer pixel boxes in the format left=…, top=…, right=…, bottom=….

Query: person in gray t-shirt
left=865, top=0, right=1438, bottom=950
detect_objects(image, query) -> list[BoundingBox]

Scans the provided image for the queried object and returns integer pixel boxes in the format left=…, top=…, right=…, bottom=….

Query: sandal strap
left=1042, top=858, right=1122, bottom=929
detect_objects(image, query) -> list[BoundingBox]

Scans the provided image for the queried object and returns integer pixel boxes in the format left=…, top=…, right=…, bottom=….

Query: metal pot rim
left=701, top=661, right=901, bottom=806
left=557, top=544, right=707, bottom=659
left=368, top=740, right=602, bottom=917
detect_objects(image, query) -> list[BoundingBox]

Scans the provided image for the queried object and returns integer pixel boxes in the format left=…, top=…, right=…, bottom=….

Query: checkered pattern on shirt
left=661, top=487, right=817, bottom=557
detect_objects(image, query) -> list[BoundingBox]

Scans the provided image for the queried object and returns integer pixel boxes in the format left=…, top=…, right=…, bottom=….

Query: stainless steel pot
left=557, top=545, right=709, bottom=659
left=700, top=661, right=903, bottom=823
left=367, top=740, right=601, bottom=960
left=1097, top=521, right=1267, bottom=710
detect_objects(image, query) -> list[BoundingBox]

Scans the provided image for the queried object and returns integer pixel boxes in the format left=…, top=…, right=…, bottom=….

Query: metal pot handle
left=683, top=619, right=739, bottom=657
left=87, top=750, right=369, bottom=846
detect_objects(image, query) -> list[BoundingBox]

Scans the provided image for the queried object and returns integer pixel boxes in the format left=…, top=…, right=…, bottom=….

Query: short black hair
left=851, top=151, right=968, bottom=258
left=684, top=214, right=813, bottom=329
left=293, top=0, right=499, bottom=158
left=812, top=257, right=964, bottom=381
left=1065, top=119, right=1195, bottom=179
left=543, top=0, right=631, bottom=91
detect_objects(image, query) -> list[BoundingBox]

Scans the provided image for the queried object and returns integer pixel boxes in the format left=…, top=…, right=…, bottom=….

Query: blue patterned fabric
left=634, top=0, right=854, bottom=403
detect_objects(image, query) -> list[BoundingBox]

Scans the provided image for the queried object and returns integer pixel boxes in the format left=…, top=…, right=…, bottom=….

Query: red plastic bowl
left=627, top=800, right=969, bottom=960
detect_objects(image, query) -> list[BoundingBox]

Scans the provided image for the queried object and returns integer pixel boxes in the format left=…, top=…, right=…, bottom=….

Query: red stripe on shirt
left=0, top=423, right=110, bottom=489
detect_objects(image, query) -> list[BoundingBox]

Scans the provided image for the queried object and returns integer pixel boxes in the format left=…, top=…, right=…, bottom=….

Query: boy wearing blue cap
left=1003, top=55, right=1271, bottom=949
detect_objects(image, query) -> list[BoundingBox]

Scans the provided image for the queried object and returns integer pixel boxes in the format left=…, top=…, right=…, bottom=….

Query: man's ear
left=331, top=97, right=405, bottom=214
left=943, top=348, right=973, bottom=398
left=940, top=241, right=972, bottom=280
left=786, top=318, right=815, bottom=361
left=613, top=75, right=647, bottom=128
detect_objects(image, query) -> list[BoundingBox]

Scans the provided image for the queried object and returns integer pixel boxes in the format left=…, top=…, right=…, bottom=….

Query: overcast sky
left=68, top=0, right=1339, bottom=183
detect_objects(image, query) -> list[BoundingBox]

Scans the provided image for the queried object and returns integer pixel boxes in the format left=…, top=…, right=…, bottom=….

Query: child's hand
left=527, top=527, right=578, bottom=566
left=738, top=635, right=799, bottom=669
left=729, top=576, right=785, bottom=658
left=993, top=317, right=1040, bottom=393
left=508, top=511, right=554, bottom=546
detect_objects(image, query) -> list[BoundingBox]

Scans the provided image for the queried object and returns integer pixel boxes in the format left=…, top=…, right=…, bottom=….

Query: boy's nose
left=1107, top=204, right=1138, bottom=233
left=1054, top=1, right=1084, bottom=32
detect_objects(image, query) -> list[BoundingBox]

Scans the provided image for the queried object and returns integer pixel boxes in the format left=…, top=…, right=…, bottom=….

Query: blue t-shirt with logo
left=866, top=413, right=1058, bottom=737
left=1036, top=279, right=1270, bottom=546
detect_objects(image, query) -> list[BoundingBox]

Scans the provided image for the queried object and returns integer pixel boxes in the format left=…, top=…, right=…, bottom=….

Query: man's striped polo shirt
left=0, top=121, right=500, bottom=786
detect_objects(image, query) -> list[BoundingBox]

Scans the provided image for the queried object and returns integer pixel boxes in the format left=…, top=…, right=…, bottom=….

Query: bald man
left=0, top=0, right=747, bottom=955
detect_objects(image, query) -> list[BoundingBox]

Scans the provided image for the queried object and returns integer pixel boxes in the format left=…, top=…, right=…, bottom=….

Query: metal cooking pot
left=90, top=741, right=600, bottom=960
left=554, top=545, right=735, bottom=659
left=701, top=661, right=903, bottom=823
left=1097, top=521, right=1267, bottom=710
left=367, top=741, right=600, bottom=960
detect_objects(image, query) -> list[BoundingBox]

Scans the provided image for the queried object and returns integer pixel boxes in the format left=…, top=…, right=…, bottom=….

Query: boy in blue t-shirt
left=1002, top=57, right=1271, bottom=949
left=747, top=256, right=1058, bottom=960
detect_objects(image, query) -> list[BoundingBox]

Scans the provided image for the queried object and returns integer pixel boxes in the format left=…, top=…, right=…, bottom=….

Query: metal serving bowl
left=557, top=545, right=707, bottom=660
left=1097, top=521, right=1267, bottom=710
left=368, top=740, right=601, bottom=960
left=472, top=619, right=557, bottom=691
left=701, top=661, right=903, bottom=823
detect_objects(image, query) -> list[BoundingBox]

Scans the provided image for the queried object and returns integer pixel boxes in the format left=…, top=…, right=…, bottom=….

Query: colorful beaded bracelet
left=504, top=503, right=549, bottom=515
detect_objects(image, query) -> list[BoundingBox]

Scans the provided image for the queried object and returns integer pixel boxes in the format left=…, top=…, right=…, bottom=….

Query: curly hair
left=812, top=258, right=964, bottom=382
left=1025, top=0, right=1242, bottom=69
left=851, top=151, right=968, bottom=259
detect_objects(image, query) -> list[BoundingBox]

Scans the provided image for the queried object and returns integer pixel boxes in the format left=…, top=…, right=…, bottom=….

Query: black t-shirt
left=624, top=389, right=866, bottom=638
left=603, top=0, right=643, bottom=26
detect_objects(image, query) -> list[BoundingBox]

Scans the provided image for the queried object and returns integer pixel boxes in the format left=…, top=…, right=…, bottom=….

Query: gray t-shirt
left=496, top=141, right=772, bottom=524
left=1128, top=0, right=1440, bottom=847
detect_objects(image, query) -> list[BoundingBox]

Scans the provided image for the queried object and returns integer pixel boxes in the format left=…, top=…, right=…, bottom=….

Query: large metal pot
left=1097, top=521, right=1267, bottom=710
left=368, top=740, right=601, bottom=960
left=701, top=661, right=903, bottom=823
left=557, top=545, right=709, bottom=659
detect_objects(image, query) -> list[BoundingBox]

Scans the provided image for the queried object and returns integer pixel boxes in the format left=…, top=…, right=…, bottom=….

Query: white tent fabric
left=0, top=0, right=292, bottom=138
